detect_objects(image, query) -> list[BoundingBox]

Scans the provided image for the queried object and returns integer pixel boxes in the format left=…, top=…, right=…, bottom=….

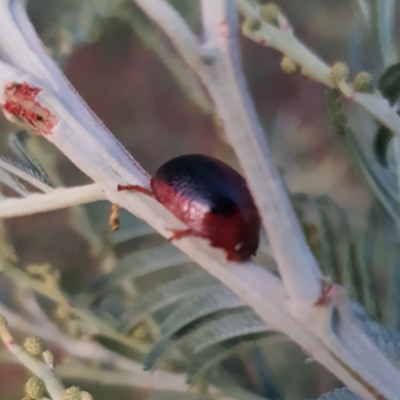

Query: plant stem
left=237, top=0, right=400, bottom=139
left=0, top=320, right=65, bottom=400
left=0, top=258, right=151, bottom=354
left=0, top=184, right=105, bottom=218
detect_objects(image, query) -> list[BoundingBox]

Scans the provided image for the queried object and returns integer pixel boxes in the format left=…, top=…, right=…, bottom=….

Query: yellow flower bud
left=281, top=56, right=299, bottom=74
left=24, top=337, right=46, bottom=356
left=25, top=377, right=45, bottom=400
left=132, top=325, right=147, bottom=340
left=246, top=18, right=261, bottom=32
left=62, top=386, right=82, bottom=400
left=81, top=391, right=93, bottom=400
left=353, top=71, right=374, bottom=93
left=0, top=315, right=7, bottom=326
left=260, top=3, right=280, bottom=25
left=329, top=62, right=349, bottom=87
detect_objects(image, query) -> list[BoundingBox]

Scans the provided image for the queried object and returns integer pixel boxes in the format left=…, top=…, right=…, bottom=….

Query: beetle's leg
left=113, top=185, right=154, bottom=231
left=167, top=228, right=194, bottom=241
left=224, top=251, right=242, bottom=262
left=117, top=184, right=154, bottom=197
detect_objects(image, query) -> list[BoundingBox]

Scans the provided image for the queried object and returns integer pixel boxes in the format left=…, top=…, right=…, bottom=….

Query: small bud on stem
left=281, top=56, right=299, bottom=74
left=353, top=71, right=374, bottom=93
left=329, top=62, right=349, bottom=88
left=25, top=377, right=45, bottom=400
left=24, top=337, right=46, bottom=356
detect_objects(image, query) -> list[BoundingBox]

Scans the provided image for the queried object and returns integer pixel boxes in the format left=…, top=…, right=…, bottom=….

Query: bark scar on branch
left=314, top=282, right=339, bottom=307
left=2, top=82, right=58, bottom=134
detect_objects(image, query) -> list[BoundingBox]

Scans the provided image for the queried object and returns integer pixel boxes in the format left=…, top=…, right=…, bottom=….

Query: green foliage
left=294, top=194, right=363, bottom=302
left=326, top=88, right=400, bottom=226
left=87, top=243, right=190, bottom=301
left=7, top=131, right=53, bottom=186
left=374, top=125, right=394, bottom=168
left=159, top=287, right=245, bottom=339
left=3, top=128, right=397, bottom=398
left=373, top=63, right=400, bottom=167
left=185, top=310, right=268, bottom=354
left=119, top=271, right=222, bottom=333
left=0, top=132, right=52, bottom=194
left=325, top=83, right=400, bottom=331
left=378, top=63, right=400, bottom=105
left=352, top=303, right=400, bottom=366
left=27, top=0, right=125, bottom=60
left=314, top=387, right=359, bottom=400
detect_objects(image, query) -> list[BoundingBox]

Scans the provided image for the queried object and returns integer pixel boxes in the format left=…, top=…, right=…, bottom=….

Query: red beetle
left=118, top=154, right=261, bottom=261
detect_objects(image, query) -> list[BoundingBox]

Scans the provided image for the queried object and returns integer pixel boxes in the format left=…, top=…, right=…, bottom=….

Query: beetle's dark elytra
left=150, top=154, right=261, bottom=261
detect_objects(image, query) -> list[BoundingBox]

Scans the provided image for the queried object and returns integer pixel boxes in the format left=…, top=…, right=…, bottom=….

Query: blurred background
left=0, top=1, right=399, bottom=399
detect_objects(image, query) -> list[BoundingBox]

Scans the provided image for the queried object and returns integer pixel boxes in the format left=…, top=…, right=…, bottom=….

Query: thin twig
left=198, top=0, right=323, bottom=303
left=56, top=365, right=185, bottom=390
left=131, top=0, right=203, bottom=70
left=126, top=9, right=214, bottom=115
left=0, top=184, right=106, bottom=218
left=0, top=319, right=65, bottom=400
left=236, top=0, right=400, bottom=139
left=0, top=258, right=151, bottom=354
left=0, top=302, right=189, bottom=392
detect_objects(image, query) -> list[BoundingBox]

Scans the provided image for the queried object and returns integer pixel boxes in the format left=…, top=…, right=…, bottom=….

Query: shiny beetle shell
left=150, top=154, right=261, bottom=261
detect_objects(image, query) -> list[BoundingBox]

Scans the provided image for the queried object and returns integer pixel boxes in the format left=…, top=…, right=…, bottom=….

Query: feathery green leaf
left=160, top=286, right=245, bottom=340
left=186, top=309, right=269, bottom=355
left=88, top=243, right=189, bottom=297
left=313, top=387, right=359, bottom=400
left=378, top=63, right=400, bottom=105
left=119, top=271, right=221, bottom=332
